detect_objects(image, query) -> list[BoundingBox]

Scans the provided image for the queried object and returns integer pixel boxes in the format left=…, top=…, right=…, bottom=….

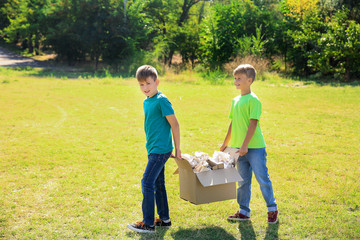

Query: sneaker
left=227, top=212, right=250, bottom=221
left=154, top=218, right=172, bottom=227
left=127, top=221, right=155, bottom=233
left=267, top=210, right=278, bottom=224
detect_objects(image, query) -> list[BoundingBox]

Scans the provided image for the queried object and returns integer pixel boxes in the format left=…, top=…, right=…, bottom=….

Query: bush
left=200, top=70, right=227, bottom=85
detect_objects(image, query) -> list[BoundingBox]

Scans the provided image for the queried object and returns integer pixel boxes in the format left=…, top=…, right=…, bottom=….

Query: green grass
left=1, top=67, right=359, bottom=239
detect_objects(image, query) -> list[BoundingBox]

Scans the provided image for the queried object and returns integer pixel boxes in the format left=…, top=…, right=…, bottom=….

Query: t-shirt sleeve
left=249, top=97, right=262, bottom=120
left=229, top=99, right=235, bottom=119
left=159, top=97, right=175, bottom=117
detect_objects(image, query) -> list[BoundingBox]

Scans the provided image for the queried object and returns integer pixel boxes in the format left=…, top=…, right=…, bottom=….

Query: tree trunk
left=345, top=56, right=350, bottom=82
left=35, top=34, right=40, bottom=55
left=95, top=53, right=99, bottom=71
left=123, top=0, right=127, bottom=23
left=168, top=0, right=201, bottom=66
left=178, top=0, right=200, bottom=26
left=28, top=35, right=33, bottom=54
left=168, top=49, right=174, bottom=67
left=198, top=0, right=206, bottom=24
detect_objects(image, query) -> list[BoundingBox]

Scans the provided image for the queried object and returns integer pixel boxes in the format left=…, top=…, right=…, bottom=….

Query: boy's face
left=138, top=76, right=159, bottom=98
left=234, top=73, right=252, bottom=91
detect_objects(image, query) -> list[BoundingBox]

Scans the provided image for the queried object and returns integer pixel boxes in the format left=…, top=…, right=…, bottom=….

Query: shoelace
left=136, top=221, right=145, bottom=228
left=235, top=212, right=246, bottom=217
left=268, top=212, right=276, bottom=218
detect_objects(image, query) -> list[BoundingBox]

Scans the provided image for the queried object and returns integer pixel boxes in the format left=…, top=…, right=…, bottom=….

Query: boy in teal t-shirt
left=127, top=65, right=181, bottom=234
left=220, top=64, right=278, bottom=224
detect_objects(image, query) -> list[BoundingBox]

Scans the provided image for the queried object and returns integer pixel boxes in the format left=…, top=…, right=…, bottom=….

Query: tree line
left=1, top=0, right=359, bottom=81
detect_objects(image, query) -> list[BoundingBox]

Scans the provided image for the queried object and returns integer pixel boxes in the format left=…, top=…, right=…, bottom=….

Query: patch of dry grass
left=224, top=56, right=270, bottom=78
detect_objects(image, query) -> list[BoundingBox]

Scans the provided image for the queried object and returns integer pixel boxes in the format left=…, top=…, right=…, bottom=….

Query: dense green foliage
left=282, top=0, right=360, bottom=81
left=1, top=0, right=360, bottom=81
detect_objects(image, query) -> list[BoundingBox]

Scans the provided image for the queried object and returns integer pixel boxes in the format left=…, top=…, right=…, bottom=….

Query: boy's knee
left=256, top=174, right=271, bottom=186
left=141, top=177, right=153, bottom=189
left=238, top=179, right=251, bottom=188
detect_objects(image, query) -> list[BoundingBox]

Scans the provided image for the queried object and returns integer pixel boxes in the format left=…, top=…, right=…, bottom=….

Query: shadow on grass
left=19, top=66, right=360, bottom=86
left=171, top=226, right=236, bottom=240
left=264, top=221, right=280, bottom=240
left=278, top=72, right=360, bottom=87
left=1, top=64, right=136, bottom=80
left=7, top=66, right=133, bottom=79
left=126, top=227, right=169, bottom=240
left=236, top=220, right=279, bottom=240
left=237, top=221, right=256, bottom=240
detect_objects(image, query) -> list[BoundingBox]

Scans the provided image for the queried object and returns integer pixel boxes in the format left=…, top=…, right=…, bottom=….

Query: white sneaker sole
left=227, top=217, right=250, bottom=221
left=127, top=224, right=155, bottom=233
left=268, top=218, right=278, bottom=224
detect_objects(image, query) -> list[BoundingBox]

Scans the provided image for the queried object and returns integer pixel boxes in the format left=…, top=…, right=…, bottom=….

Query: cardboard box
left=174, top=157, right=242, bottom=205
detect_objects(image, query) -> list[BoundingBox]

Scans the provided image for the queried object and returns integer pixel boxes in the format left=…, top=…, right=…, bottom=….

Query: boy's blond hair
left=233, top=64, right=257, bottom=82
left=136, top=65, right=158, bottom=82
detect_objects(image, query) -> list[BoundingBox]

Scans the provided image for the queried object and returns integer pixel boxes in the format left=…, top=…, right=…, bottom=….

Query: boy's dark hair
left=233, top=64, right=256, bottom=82
left=136, top=65, right=158, bottom=82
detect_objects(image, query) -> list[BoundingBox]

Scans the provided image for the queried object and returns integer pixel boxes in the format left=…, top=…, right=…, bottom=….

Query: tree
left=283, top=0, right=360, bottom=80
left=199, top=0, right=280, bottom=69
left=137, top=0, right=204, bottom=66
left=0, top=0, right=11, bottom=32
left=1, top=0, right=49, bottom=54
left=308, top=10, right=360, bottom=80
left=45, top=0, right=137, bottom=68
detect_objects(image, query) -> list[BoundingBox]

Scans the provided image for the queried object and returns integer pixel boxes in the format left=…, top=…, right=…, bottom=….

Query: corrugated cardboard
left=174, top=157, right=242, bottom=205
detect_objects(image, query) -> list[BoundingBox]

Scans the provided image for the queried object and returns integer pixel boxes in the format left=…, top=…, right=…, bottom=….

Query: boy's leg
left=236, top=155, right=253, bottom=217
left=141, top=152, right=170, bottom=226
left=247, top=148, right=277, bottom=212
left=154, top=153, right=171, bottom=221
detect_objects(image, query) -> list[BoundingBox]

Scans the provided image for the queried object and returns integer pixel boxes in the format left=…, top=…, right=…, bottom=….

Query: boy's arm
left=166, top=114, right=181, bottom=159
left=238, top=119, right=258, bottom=156
left=220, top=121, right=232, bottom=151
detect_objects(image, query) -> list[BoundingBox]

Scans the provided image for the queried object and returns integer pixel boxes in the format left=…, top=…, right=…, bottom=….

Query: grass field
left=0, top=67, right=359, bottom=239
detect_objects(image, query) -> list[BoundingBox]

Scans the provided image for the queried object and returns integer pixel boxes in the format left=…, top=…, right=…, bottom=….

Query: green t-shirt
left=144, top=91, right=174, bottom=154
left=229, top=92, right=266, bottom=149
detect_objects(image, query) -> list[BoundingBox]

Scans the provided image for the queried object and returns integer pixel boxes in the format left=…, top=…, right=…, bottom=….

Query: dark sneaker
left=227, top=212, right=250, bottom=221
left=127, top=221, right=155, bottom=233
left=268, top=210, right=279, bottom=224
left=154, top=218, right=172, bottom=227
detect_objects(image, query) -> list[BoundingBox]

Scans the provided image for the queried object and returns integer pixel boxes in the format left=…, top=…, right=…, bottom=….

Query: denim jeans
left=236, top=148, right=277, bottom=217
left=141, top=152, right=171, bottom=226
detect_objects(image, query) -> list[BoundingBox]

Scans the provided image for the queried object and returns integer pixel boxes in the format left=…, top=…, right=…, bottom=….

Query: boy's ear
left=155, top=78, right=160, bottom=86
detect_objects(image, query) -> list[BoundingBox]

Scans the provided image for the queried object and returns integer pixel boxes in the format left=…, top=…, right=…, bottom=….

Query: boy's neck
left=241, top=88, right=251, bottom=96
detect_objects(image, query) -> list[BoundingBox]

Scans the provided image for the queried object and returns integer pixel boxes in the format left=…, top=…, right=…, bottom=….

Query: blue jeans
left=141, top=152, right=171, bottom=226
left=236, top=148, right=277, bottom=217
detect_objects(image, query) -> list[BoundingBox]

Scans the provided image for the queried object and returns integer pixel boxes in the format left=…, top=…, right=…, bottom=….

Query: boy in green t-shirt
left=127, top=65, right=181, bottom=233
left=220, top=64, right=278, bottom=224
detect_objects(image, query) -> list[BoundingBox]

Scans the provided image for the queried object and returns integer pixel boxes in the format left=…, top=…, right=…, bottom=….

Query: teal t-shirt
left=144, top=91, right=174, bottom=154
left=229, top=92, right=266, bottom=148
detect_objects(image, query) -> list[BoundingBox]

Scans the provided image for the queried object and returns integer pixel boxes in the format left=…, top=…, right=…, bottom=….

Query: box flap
left=174, top=158, right=194, bottom=172
left=195, top=168, right=241, bottom=187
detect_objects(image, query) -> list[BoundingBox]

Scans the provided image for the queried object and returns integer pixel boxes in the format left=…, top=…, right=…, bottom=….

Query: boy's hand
left=171, top=149, right=182, bottom=160
left=220, top=144, right=227, bottom=152
left=237, top=145, right=248, bottom=156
